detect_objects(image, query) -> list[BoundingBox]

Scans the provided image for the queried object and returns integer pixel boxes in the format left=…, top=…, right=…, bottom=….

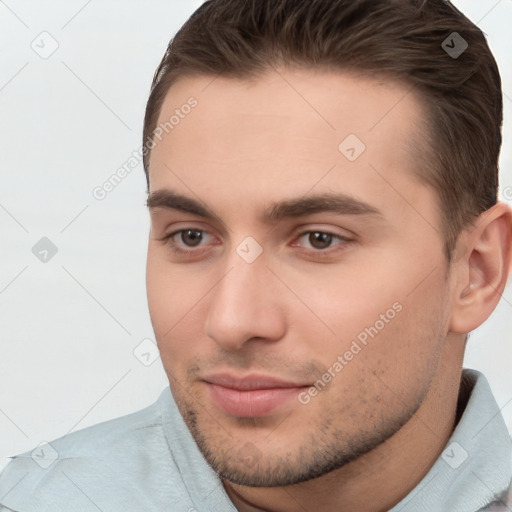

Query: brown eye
left=308, top=232, right=334, bottom=249
left=294, top=230, right=349, bottom=253
left=180, top=229, right=203, bottom=247
left=161, top=227, right=217, bottom=256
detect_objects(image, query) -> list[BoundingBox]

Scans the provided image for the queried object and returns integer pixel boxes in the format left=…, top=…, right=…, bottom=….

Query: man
left=1, top=0, right=511, bottom=510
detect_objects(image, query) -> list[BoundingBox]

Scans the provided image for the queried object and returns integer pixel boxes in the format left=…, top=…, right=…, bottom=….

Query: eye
left=295, top=230, right=349, bottom=251
left=160, top=228, right=216, bottom=254
left=175, top=229, right=205, bottom=247
left=158, top=227, right=351, bottom=260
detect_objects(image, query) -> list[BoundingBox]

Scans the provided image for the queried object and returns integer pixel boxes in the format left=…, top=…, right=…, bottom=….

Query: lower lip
left=206, top=383, right=306, bottom=417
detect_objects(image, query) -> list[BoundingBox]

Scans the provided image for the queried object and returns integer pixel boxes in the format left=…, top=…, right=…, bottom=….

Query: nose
left=204, top=250, right=287, bottom=351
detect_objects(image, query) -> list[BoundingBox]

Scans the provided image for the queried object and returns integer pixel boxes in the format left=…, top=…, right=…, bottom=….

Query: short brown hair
left=142, top=0, right=502, bottom=258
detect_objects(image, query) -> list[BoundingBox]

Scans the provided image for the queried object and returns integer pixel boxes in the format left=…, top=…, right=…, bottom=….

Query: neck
left=223, top=338, right=465, bottom=512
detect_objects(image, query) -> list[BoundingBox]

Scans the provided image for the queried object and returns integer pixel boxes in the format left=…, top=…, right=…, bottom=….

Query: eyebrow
left=146, top=189, right=382, bottom=224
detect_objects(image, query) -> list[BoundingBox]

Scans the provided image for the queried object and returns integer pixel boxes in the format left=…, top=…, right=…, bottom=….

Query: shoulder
left=11, top=389, right=167, bottom=462
left=0, top=388, right=189, bottom=511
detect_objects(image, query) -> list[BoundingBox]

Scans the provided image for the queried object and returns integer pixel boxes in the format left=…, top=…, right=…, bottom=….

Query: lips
left=203, top=373, right=310, bottom=417
left=204, top=373, right=308, bottom=390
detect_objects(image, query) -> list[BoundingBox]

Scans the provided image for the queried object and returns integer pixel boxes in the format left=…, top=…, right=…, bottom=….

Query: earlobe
left=449, top=202, right=512, bottom=334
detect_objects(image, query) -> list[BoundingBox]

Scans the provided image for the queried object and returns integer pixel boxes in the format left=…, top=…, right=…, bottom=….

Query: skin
left=145, top=68, right=511, bottom=512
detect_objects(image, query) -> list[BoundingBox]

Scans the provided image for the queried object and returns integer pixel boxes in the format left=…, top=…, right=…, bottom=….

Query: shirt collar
left=389, top=369, right=512, bottom=512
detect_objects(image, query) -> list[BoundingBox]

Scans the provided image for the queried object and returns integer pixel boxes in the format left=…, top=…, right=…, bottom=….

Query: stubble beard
left=172, top=379, right=429, bottom=487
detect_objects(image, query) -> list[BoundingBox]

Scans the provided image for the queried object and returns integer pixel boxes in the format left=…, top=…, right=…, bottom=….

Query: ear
left=450, top=202, right=512, bottom=334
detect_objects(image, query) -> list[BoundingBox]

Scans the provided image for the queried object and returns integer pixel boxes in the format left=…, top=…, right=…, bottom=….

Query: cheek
left=146, top=249, right=189, bottom=341
left=291, top=280, right=448, bottom=429
left=146, top=248, right=212, bottom=365
left=146, top=249, right=170, bottom=333
left=289, top=256, right=449, bottom=380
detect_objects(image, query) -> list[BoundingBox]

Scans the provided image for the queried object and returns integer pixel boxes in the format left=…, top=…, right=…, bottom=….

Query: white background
left=1, top=0, right=511, bottom=462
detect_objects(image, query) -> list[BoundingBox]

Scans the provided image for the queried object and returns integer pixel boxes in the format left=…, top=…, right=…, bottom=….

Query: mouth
left=203, top=373, right=311, bottom=418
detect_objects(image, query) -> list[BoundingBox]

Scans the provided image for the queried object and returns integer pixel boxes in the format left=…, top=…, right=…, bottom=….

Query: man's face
left=146, top=69, right=454, bottom=486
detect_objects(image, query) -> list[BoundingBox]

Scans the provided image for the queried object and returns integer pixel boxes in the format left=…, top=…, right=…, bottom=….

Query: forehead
left=150, top=69, right=423, bottom=167
left=147, top=68, right=430, bottom=221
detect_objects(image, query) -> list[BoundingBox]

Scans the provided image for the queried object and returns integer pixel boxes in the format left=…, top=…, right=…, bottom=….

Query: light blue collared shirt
left=0, top=369, right=511, bottom=511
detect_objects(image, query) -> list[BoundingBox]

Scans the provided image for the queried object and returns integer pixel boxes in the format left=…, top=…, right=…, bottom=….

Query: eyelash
left=159, top=228, right=351, bottom=258
left=160, top=229, right=216, bottom=257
